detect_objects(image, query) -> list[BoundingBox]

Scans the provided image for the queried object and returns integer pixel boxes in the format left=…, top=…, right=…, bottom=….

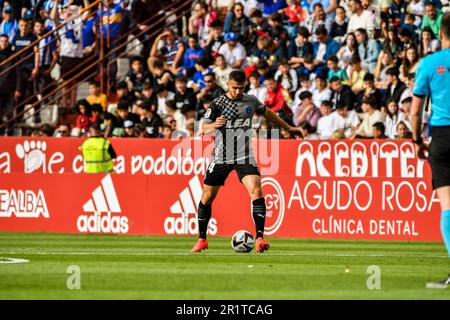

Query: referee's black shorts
left=204, top=163, right=261, bottom=186
left=429, top=126, right=450, bottom=189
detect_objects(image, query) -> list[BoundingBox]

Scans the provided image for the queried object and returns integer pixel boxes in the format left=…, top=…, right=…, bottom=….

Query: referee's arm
left=410, top=95, right=424, bottom=144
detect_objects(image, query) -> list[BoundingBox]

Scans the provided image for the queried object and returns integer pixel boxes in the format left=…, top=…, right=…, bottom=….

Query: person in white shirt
left=213, top=54, right=233, bottom=90
left=275, top=59, right=298, bottom=95
left=333, top=102, right=360, bottom=137
left=248, top=72, right=267, bottom=104
left=347, top=0, right=376, bottom=38
left=291, top=74, right=316, bottom=114
left=316, top=100, right=336, bottom=139
left=353, top=96, right=385, bottom=138
left=312, top=75, right=332, bottom=107
left=218, top=32, right=247, bottom=69
left=384, top=100, right=407, bottom=138
left=156, top=85, right=175, bottom=117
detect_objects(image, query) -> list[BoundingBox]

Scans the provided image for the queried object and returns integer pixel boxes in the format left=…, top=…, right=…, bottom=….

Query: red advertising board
left=0, top=137, right=442, bottom=241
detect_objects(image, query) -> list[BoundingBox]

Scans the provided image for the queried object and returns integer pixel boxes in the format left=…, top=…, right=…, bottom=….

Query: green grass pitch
left=1, top=232, right=450, bottom=299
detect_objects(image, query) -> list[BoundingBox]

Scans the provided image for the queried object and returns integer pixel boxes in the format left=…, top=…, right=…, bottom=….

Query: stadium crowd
left=0, top=0, right=447, bottom=139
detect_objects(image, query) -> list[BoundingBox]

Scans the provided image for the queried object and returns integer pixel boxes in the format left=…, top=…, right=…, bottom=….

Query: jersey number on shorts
left=208, top=163, right=215, bottom=173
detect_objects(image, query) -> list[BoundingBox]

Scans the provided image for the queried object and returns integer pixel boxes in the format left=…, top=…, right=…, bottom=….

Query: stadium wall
left=0, top=137, right=442, bottom=241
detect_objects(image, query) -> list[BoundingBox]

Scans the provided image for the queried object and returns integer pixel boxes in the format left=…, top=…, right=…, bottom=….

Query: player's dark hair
left=442, top=12, right=450, bottom=40
left=228, top=70, right=246, bottom=83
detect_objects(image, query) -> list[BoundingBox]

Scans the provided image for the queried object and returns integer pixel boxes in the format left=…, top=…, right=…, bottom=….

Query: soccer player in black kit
left=191, top=71, right=302, bottom=253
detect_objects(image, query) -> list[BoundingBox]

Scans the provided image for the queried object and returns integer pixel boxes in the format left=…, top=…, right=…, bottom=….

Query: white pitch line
left=0, top=257, right=30, bottom=264
left=0, top=251, right=447, bottom=258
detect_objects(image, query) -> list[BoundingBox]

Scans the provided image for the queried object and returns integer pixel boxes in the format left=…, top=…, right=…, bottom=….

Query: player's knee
left=201, top=191, right=215, bottom=205
left=250, top=188, right=263, bottom=200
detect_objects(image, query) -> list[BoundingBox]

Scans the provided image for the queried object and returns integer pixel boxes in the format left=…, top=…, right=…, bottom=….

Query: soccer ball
left=231, top=230, right=254, bottom=253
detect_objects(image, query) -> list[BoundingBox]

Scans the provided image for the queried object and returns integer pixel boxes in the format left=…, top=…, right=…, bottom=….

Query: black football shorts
left=204, top=163, right=261, bottom=186
left=428, top=125, right=450, bottom=189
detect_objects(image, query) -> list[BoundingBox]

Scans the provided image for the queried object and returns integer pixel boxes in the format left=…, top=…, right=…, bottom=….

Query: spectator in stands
left=336, top=32, right=358, bottom=69
left=298, top=120, right=320, bottom=140
left=137, top=99, right=163, bottom=138
left=34, top=18, right=57, bottom=103
left=124, top=56, right=153, bottom=94
left=326, top=55, right=348, bottom=82
left=91, top=103, right=116, bottom=138
left=155, top=84, right=175, bottom=118
left=123, top=120, right=137, bottom=138
left=293, top=91, right=321, bottom=128
left=218, top=32, right=247, bottom=69
left=399, top=47, right=419, bottom=83
left=188, top=1, right=218, bottom=47
left=267, top=12, right=288, bottom=58
left=213, top=54, right=233, bottom=90
left=196, top=72, right=224, bottom=102
left=316, top=100, right=336, bottom=139
left=150, top=29, right=184, bottom=73
left=421, top=1, right=443, bottom=38
left=0, top=6, right=18, bottom=43
left=116, top=81, right=136, bottom=106
left=348, top=54, right=366, bottom=94
left=347, top=0, right=375, bottom=37
left=329, top=76, right=356, bottom=110
left=312, top=74, right=332, bottom=107
left=257, top=0, right=287, bottom=17
left=87, top=81, right=108, bottom=111
left=181, top=35, right=204, bottom=78
left=165, top=99, right=187, bottom=133
left=248, top=71, right=267, bottom=103
left=192, top=57, right=213, bottom=93
left=383, top=66, right=407, bottom=106
left=354, top=27, right=380, bottom=73
left=288, top=26, right=313, bottom=70
left=197, top=93, right=213, bottom=120
left=333, top=102, right=360, bottom=138
left=284, top=0, right=306, bottom=25
left=358, top=73, right=382, bottom=111
left=372, top=121, right=387, bottom=139
left=96, top=0, right=126, bottom=91
left=419, top=26, right=441, bottom=57
left=312, top=26, right=339, bottom=71
left=275, top=59, right=298, bottom=95
left=224, top=2, right=252, bottom=46
left=76, top=99, right=94, bottom=134
left=264, top=75, right=292, bottom=116
left=302, top=3, right=326, bottom=41
left=0, top=34, right=16, bottom=136
left=329, top=6, right=348, bottom=41
left=203, top=20, right=224, bottom=64
left=148, top=58, right=175, bottom=92
left=395, top=120, right=412, bottom=139
left=12, top=18, right=39, bottom=119
left=353, top=96, right=385, bottom=138
left=115, top=101, right=140, bottom=130
left=174, top=75, right=197, bottom=111
left=54, top=124, right=71, bottom=137
left=384, top=99, right=407, bottom=138
left=51, top=2, right=85, bottom=109
left=374, top=49, right=395, bottom=89
left=389, top=0, right=407, bottom=26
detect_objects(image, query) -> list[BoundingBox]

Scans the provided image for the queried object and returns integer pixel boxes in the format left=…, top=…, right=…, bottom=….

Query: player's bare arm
left=262, top=108, right=303, bottom=138
left=201, top=115, right=226, bottom=135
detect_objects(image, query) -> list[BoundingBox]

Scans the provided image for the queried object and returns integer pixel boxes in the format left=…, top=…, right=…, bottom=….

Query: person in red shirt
left=76, top=99, right=97, bottom=134
left=285, top=0, right=306, bottom=23
left=264, top=76, right=292, bottom=115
